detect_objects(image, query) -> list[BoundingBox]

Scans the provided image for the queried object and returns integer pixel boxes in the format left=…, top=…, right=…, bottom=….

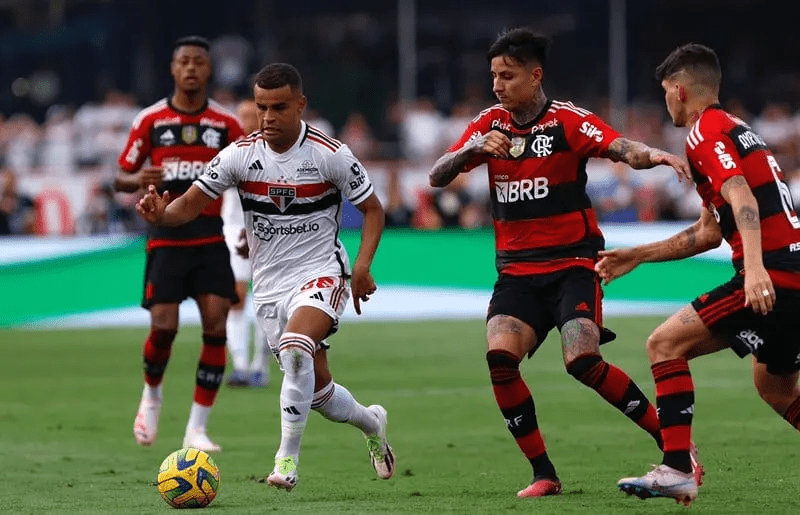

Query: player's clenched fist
left=470, top=130, right=513, bottom=159
left=136, top=184, right=170, bottom=223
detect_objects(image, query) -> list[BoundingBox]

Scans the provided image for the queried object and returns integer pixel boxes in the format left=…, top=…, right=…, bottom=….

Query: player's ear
left=678, top=85, right=687, bottom=103
left=530, top=66, right=543, bottom=86
left=298, top=94, right=308, bottom=113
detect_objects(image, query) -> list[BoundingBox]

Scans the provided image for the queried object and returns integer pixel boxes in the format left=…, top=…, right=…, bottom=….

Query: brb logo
left=252, top=214, right=320, bottom=242
left=495, top=178, right=549, bottom=203
left=736, top=329, right=764, bottom=352
left=162, top=159, right=207, bottom=181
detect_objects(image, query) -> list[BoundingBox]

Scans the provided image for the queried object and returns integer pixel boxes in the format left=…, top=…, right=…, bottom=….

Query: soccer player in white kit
left=222, top=99, right=270, bottom=388
left=136, top=63, right=394, bottom=491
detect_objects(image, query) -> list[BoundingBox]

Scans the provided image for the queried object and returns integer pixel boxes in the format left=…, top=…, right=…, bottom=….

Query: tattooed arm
left=429, top=130, right=511, bottom=187
left=595, top=208, right=722, bottom=284
left=607, top=137, right=691, bottom=181
left=720, top=175, right=774, bottom=313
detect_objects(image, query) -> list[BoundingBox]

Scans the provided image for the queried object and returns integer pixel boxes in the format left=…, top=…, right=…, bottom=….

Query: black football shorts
left=487, top=267, right=612, bottom=357
left=142, top=242, right=238, bottom=308
left=692, top=273, right=800, bottom=375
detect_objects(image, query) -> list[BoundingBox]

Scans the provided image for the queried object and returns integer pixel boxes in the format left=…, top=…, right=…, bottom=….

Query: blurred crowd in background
left=1, top=0, right=800, bottom=236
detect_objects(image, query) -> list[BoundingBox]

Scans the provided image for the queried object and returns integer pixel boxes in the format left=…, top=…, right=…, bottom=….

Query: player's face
left=237, top=100, right=259, bottom=134
left=662, top=78, right=688, bottom=127
left=254, top=84, right=307, bottom=152
left=491, top=55, right=540, bottom=111
left=171, top=45, right=211, bottom=94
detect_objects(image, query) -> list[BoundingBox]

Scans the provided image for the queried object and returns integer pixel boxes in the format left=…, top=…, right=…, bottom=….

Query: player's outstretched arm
left=136, top=184, right=214, bottom=227
left=429, top=130, right=511, bottom=187
left=720, top=175, right=774, bottom=314
left=607, top=137, right=691, bottom=182
left=595, top=208, right=722, bottom=285
left=351, top=193, right=384, bottom=315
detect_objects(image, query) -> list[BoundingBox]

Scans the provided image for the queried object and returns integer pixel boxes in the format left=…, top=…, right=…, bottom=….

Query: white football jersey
left=194, top=122, right=374, bottom=302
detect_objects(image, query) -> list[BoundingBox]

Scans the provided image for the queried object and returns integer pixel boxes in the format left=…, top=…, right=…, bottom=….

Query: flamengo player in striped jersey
left=429, top=27, right=697, bottom=499
left=136, top=63, right=394, bottom=491
left=116, top=36, right=245, bottom=453
left=603, top=44, right=800, bottom=506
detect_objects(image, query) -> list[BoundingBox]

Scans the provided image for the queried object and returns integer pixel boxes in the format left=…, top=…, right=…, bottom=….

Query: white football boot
left=618, top=464, right=698, bottom=506
left=182, top=427, right=222, bottom=453
left=364, top=405, right=395, bottom=479
left=133, top=390, right=161, bottom=446
left=267, top=456, right=298, bottom=491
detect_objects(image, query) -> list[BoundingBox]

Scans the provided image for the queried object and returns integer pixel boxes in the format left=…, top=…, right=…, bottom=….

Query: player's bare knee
left=645, top=330, right=681, bottom=362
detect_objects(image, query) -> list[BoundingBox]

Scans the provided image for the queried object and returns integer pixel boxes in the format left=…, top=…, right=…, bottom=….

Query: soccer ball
left=157, top=448, right=220, bottom=508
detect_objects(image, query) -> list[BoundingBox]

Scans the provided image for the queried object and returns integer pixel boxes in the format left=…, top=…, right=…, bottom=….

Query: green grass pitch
left=1, top=317, right=799, bottom=514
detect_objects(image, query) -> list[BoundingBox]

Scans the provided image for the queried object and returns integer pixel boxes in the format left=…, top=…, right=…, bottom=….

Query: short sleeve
left=559, top=105, right=621, bottom=158
left=194, top=143, right=241, bottom=199
left=686, top=135, right=743, bottom=195
left=118, top=115, right=153, bottom=172
left=446, top=112, right=492, bottom=172
left=324, top=144, right=374, bottom=205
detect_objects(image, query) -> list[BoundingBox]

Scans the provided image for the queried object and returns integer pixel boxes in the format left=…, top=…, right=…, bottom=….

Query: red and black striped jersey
left=118, top=98, right=245, bottom=248
left=449, top=100, right=620, bottom=275
left=686, top=105, right=800, bottom=288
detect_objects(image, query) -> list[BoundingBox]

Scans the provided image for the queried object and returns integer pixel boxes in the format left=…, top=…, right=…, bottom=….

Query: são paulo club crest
left=268, top=186, right=296, bottom=211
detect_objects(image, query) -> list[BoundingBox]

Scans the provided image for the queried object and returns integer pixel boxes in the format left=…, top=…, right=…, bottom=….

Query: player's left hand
left=135, top=184, right=170, bottom=223
left=351, top=264, right=376, bottom=315
left=743, top=266, right=775, bottom=315
left=650, top=149, right=691, bottom=183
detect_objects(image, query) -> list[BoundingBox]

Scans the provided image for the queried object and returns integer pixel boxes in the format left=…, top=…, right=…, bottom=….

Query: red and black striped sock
left=652, top=359, right=694, bottom=473
left=487, top=350, right=557, bottom=480
left=782, top=396, right=800, bottom=430
left=142, top=329, right=177, bottom=386
left=568, top=353, right=662, bottom=449
left=194, top=333, right=226, bottom=406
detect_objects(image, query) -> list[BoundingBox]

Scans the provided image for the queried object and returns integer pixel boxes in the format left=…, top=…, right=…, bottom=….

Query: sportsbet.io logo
left=252, top=214, right=320, bottom=242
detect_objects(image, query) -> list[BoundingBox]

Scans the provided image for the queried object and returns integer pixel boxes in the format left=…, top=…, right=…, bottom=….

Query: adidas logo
left=310, top=292, right=324, bottom=302
left=624, top=400, right=640, bottom=415
left=248, top=160, right=264, bottom=170
left=680, top=405, right=694, bottom=416
left=283, top=406, right=301, bottom=415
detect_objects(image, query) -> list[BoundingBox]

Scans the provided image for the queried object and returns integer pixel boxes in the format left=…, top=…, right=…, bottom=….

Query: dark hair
left=173, top=35, right=210, bottom=52
left=253, top=63, right=303, bottom=93
left=488, top=28, right=551, bottom=69
left=655, top=43, right=721, bottom=88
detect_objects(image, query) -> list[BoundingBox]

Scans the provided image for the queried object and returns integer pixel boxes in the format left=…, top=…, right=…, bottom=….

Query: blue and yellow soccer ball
left=157, top=448, right=220, bottom=508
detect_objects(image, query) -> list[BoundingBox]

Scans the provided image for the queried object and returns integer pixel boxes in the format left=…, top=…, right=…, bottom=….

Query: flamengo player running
left=429, top=28, right=699, bottom=498
left=116, top=36, right=245, bottom=452
left=601, top=43, right=800, bottom=506
left=136, top=63, right=394, bottom=491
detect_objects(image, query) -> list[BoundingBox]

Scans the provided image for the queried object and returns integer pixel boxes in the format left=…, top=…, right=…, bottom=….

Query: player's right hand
left=136, top=184, right=170, bottom=223
left=595, top=248, right=639, bottom=285
left=471, top=130, right=512, bottom=159
left=139, top=166, right=164, bottom=189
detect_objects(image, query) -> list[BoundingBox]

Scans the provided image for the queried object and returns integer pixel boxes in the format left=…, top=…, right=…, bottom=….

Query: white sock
left=186, top=402, right=212, bottom=431
left=226, top=307, right=250, bottom=372
left=249, top=318, right=269, bottom=375
left=276, top=333, right=315, bottom=460
left=312, top=382, right=380, bottom=435
left=143, top=384, right=162, bottom=402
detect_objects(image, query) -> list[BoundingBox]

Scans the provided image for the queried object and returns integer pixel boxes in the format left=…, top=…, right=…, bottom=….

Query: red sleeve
left=560, top=107, right=621, bottom=158
left=228, top=118, right=245, bottom=143
left=446, top=111, right=492, bottom=172
left=117, top=114, right=152, bottom=173
left=686, top=131, right=743, bottom=196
